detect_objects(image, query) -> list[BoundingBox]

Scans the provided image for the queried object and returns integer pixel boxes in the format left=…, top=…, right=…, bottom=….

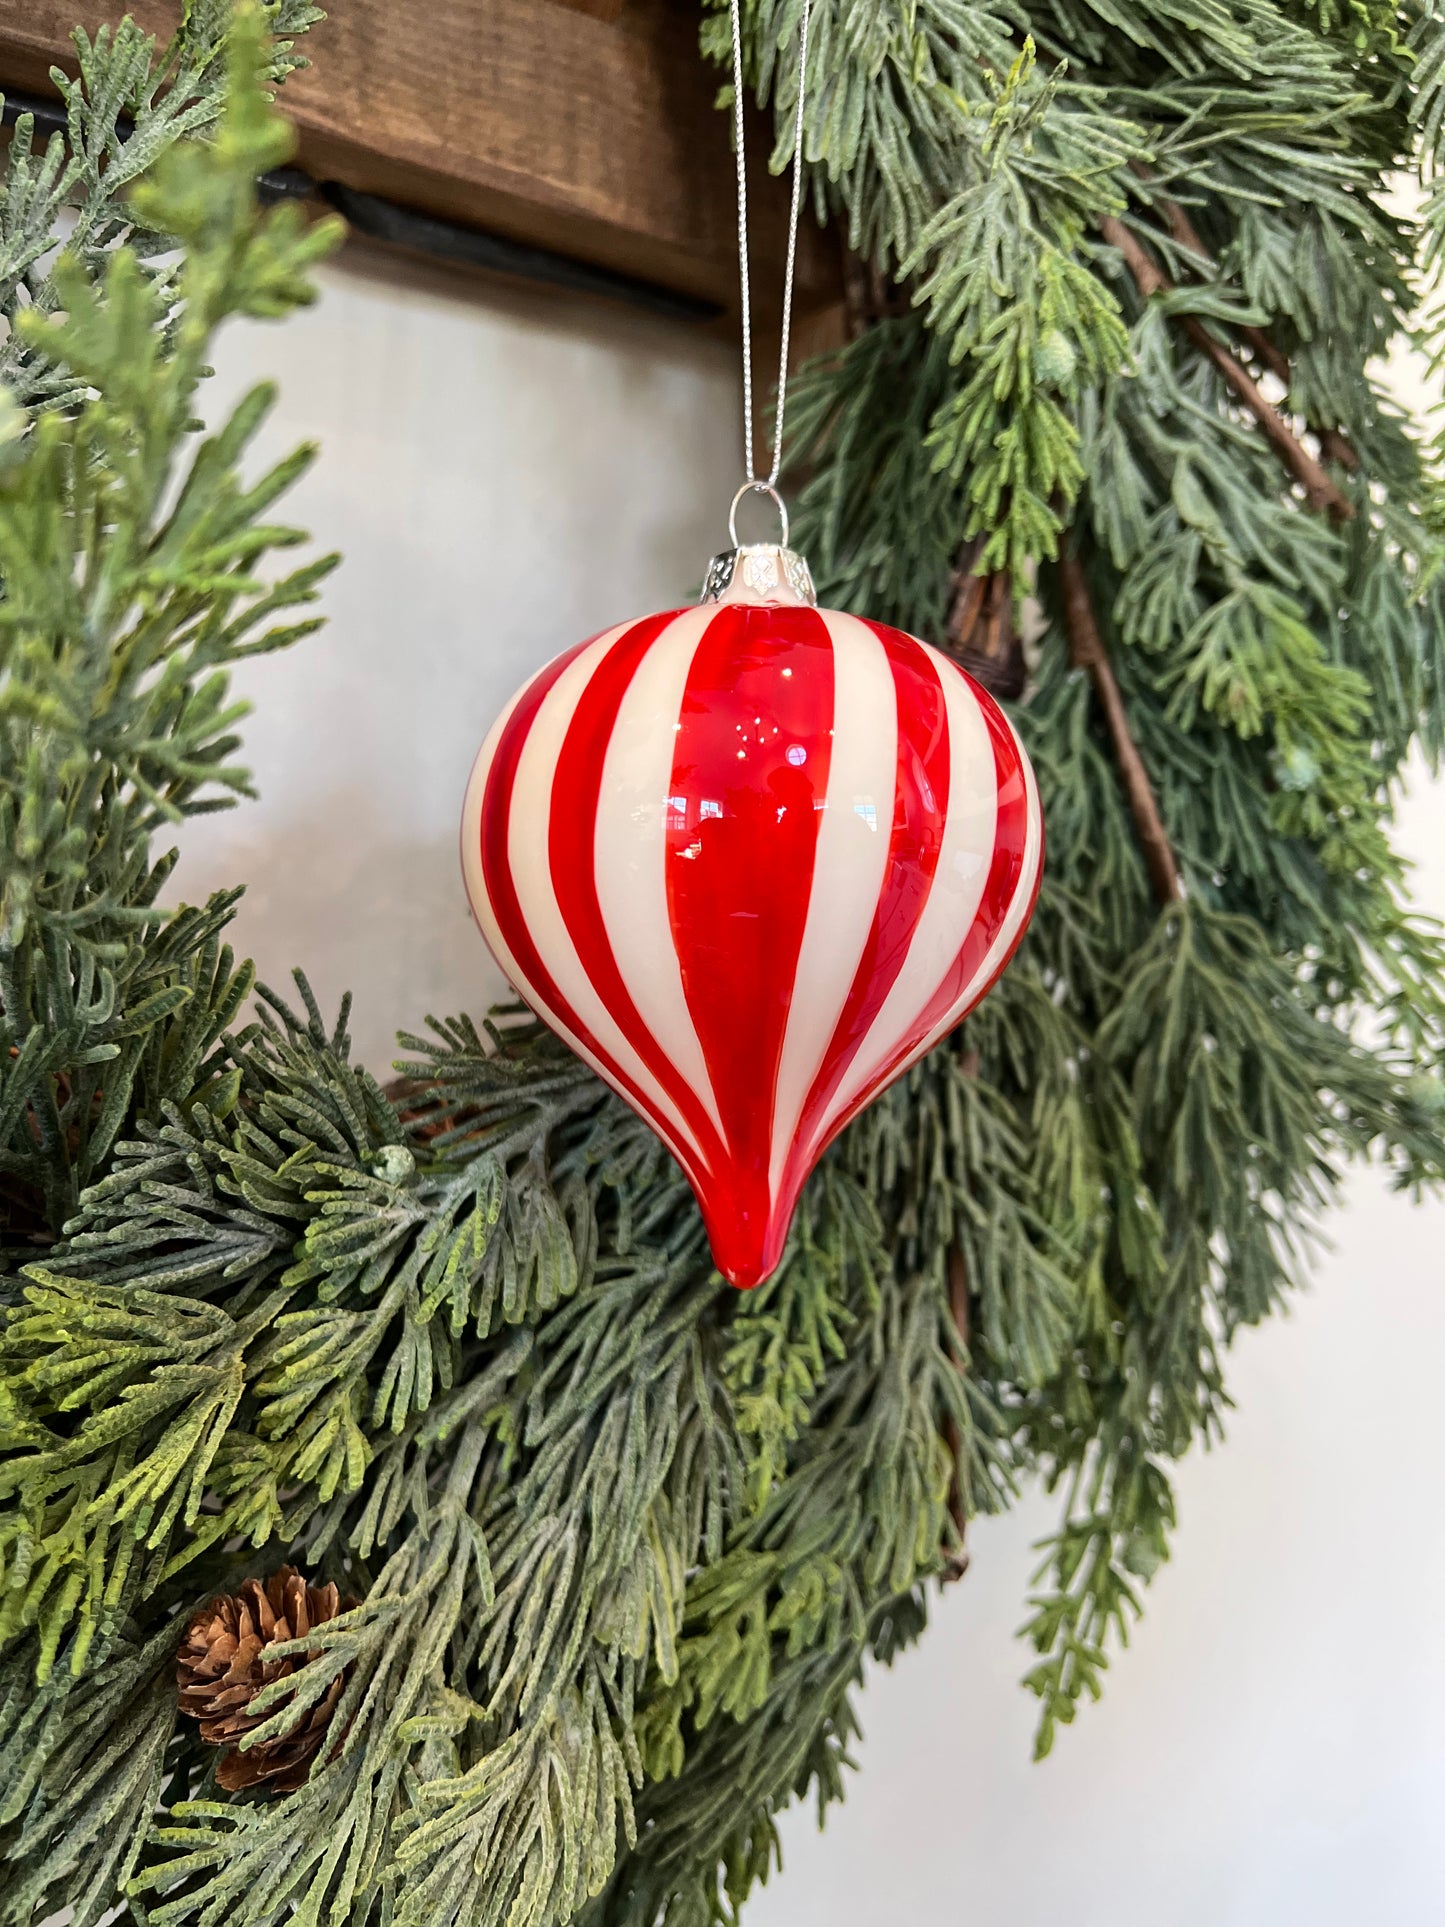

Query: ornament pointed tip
left=720, top=1256, right=772, bottom=1292
left=702, top=1201, right=793, bottom=1292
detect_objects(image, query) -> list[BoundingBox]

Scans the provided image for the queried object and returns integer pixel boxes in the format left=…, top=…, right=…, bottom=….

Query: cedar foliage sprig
left=0, top=0, right=322, bottom=414
left=0, top=0, right=340, bottom=1242
left=2, top=2, right=1445, bottom=1926
left=754, top=0, right=1445, bottom=1770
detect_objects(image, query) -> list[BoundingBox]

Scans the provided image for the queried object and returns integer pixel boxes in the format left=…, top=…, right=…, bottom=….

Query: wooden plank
left=551, top=0, right=629, bottom=20
left=0, top=0, right=840, bottom=323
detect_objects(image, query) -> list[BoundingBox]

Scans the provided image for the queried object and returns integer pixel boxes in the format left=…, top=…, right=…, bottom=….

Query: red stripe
left=907, top=686, right=1033, bottom=1032
left=942, top=738, right=1042, bottom=1026
left=546, top=610, right=728, bottom=1177
left=809, top=671, right=1036, bottom=1157
left=478, top=623, right=704, bottom=1185
left=780, top=622, right=950, bottom=1206
left=664, top=602, right=834, bottom=1286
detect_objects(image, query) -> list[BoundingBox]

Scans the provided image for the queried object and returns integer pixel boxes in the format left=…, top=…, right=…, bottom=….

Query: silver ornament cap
left=701, top=543, right=817, bottom=609
left=703, top=480, right=816, bottom=608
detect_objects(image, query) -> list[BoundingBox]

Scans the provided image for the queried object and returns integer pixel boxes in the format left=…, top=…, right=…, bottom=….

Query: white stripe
left=952, top=706, right=1042, bottom=1010
left=460, top=679, right=702, bottom=1175
left=594, top=605, right=726, bottom=1153
left=904, top=705, right=1043, bottom=1062
left=821, top=650, right=999, bottom=1133
left=459, top=631, right=636, bottom=999
left=503, top=627, right=711, bottom=1167
left=767, top=612, right=896, bottom=1202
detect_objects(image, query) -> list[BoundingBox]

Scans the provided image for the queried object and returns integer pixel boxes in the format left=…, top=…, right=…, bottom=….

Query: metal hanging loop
left=728, top=479, right=790, bottom=550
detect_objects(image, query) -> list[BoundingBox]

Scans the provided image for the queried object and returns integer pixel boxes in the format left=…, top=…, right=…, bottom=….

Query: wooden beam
left=0, top=0, right=840, bottom=324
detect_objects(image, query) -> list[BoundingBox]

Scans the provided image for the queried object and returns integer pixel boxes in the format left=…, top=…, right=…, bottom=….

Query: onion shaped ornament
left=461, top=535, right=1043, bottom=1288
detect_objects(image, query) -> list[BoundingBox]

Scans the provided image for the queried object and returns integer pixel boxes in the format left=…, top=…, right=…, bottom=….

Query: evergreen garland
left=2, top=2, right=1444, bottom=1924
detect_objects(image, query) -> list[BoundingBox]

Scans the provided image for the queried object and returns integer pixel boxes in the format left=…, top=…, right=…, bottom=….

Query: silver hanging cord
left=730, top=0, right=811, bottom=497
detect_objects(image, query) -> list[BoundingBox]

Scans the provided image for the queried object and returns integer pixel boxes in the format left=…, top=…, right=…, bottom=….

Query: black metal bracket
left=1, top=86, right=721, bottom=325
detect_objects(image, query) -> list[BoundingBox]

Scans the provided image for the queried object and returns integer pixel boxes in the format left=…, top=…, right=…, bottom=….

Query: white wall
left=184, top=245, right=1445, bottom=1926
left=178, top=245, right=742, bottom=1066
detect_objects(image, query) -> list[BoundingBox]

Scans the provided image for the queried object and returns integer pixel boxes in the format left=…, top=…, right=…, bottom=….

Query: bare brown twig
left=840, top=246, right=909, bottom=342
left=941, top=1236, right=973, bottom=1583
left=1057, top=546, right=1185, bottom=907
left=943, top=537, right=1027, bottom=700
left=1098, top=213, right=1355, bottom=522
left=1149, top=193, right=1360, bottom=476
left=941, top=1043, right=982, bottom=1585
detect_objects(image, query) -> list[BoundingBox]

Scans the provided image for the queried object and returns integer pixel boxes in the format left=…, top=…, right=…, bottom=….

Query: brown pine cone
left=177, top=1566, right=353, bottom=1793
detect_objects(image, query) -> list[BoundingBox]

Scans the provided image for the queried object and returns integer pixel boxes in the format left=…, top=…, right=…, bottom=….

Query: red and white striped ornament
left=461, top=543, right=1042, bottom=1289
